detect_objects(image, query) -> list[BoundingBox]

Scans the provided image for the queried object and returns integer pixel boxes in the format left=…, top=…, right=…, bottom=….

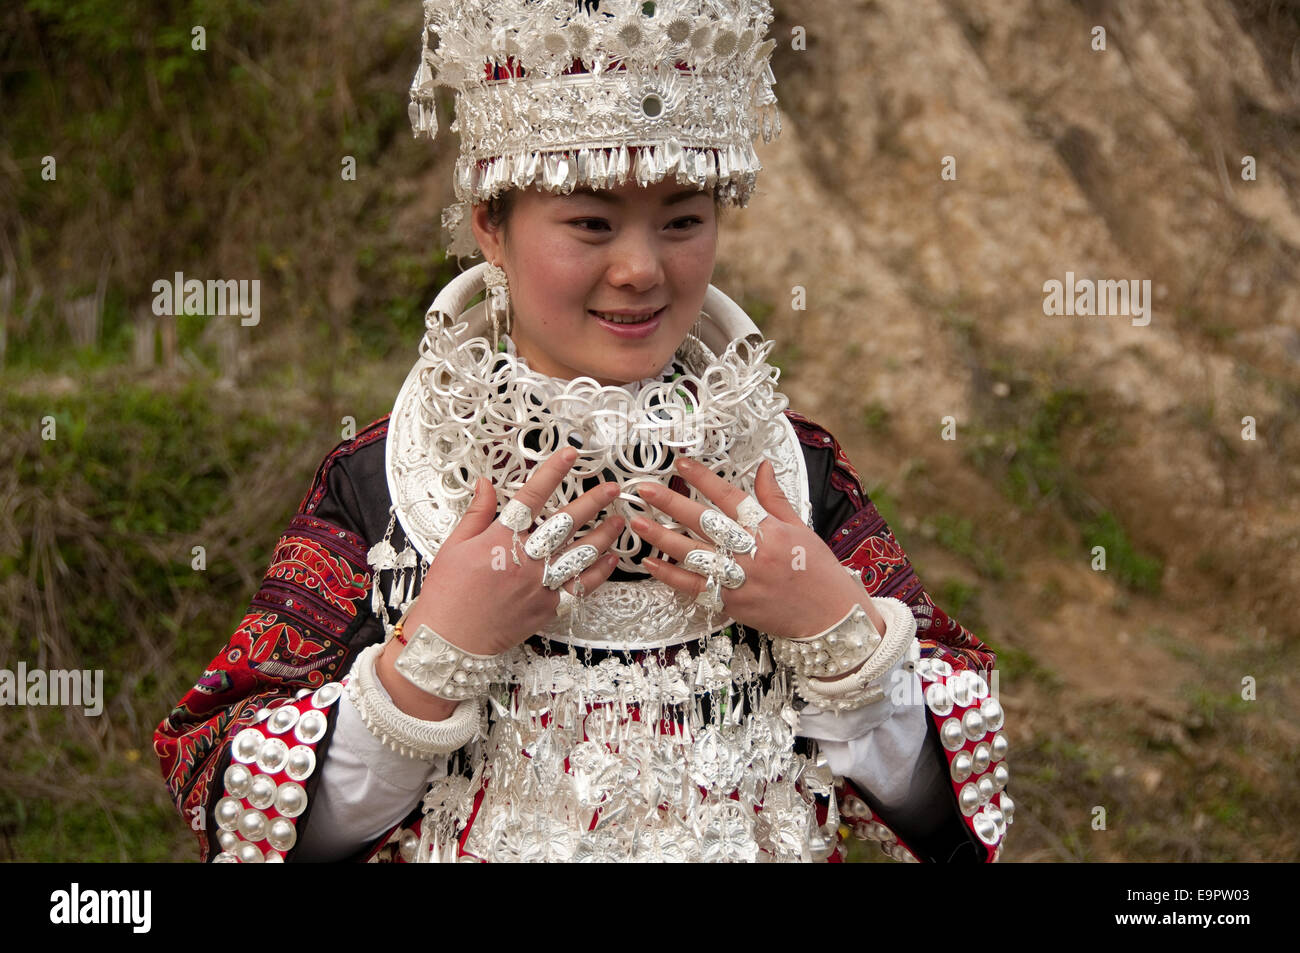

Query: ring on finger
left=499, top=498, right=533, bottom=532
left=541, top=544, right=599, bottom=590
left=498, top=497, right=535, bottom=567
left=694, top=574, right=725, bottom=612
left=682, top=549, right=746, bottom=589
left=525, top=511, right=574, bottom=561
left=699, top=509, right=755, bottom=556
left=737, top=495, right=769, bottom=533
left=555, top=586, right=577, bottom=619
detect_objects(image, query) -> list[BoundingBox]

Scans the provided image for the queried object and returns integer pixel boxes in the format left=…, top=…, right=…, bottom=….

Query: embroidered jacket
left=155, top=411, right=1010, bottom=862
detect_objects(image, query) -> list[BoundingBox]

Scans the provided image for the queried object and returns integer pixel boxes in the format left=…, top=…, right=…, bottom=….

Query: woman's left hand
left=632, top=457, right=887, bottom=643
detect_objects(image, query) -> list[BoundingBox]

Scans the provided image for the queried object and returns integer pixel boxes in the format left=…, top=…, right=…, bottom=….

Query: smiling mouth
left=589, top=307, right=666, bottom=325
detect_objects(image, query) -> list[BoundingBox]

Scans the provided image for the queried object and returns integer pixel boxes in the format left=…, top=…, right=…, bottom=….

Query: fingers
left=633, top=513, right=739, bottom=605
left=559, top=543, right=621, bottom=599
left=642, top=554, right=713, bottom=603
left=507, top=446, right=580, bottom=523
left=568, top=514, right=624, bottom=559
left=562, top=480, right=622, bottom=532
left=445, top=476, right=500, bottom=545
left=550, top=516, right=624, bottom=608
left=633, top=481, right=703, bottom=537
left=629, top=513, right=695, bottom=563
left=634, top=457, right=758, bottom=537
left=671, top=457, right=750, bottom=518
left=754, top=459, right=799, bottom=522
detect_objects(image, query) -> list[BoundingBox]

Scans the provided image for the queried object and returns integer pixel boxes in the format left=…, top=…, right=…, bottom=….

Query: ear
left=469, top=201, right=503, bottom=265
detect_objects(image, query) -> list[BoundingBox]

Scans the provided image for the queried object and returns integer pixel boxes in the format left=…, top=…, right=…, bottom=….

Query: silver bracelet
left=771, top=594, right=883, bottom=678
left=794, top=669, right=886, bottom=712
left=348, top=644, right=482, bottom=759
left=793, top=599, right=919, bottom=712
left=394, top=623, right=506, bottom=701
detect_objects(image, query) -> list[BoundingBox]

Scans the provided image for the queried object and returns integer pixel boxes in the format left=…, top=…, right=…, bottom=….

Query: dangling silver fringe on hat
left=408, top=0, right=782, bottom=258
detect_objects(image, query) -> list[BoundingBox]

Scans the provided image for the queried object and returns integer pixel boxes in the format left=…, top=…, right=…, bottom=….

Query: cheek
left=668, top=240, right=716, bottom=287
left=524, top=238, right=597, bottom=295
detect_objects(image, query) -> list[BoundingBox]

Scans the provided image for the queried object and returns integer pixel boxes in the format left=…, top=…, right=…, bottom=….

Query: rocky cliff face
left=716, top=0, right=1298, bottom=859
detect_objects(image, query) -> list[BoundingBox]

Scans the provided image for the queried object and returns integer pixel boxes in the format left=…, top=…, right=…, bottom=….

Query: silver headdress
left=409, top=0, right=782, bottom=257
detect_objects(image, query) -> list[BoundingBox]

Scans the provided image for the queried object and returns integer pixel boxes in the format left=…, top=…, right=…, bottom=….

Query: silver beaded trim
left=915, top=656, right=1013, bottom=857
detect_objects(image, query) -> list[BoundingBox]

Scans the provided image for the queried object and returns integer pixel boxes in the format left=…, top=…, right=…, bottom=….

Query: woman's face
left=470, top=176, right=719, bottom=386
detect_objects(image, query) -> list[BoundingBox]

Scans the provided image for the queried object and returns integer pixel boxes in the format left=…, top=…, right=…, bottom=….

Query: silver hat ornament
left=408, top=0, right=782, bottom=257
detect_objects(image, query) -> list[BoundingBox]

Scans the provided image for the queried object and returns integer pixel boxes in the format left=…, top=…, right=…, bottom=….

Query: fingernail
left=676, top=457, right=693, bottom=470
left=606, top=484, right=620, bottom=500
left=563, top=447, right=578, bottom=462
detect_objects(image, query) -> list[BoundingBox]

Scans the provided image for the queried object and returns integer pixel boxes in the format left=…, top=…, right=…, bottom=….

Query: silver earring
left=484, top=263, right=511, bottom=352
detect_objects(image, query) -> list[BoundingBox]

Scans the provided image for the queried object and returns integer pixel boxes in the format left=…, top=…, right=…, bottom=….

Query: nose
left=605, top=226, right=665, bottom=293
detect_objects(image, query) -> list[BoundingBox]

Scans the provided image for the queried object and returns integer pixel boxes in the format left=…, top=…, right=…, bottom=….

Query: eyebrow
left=565, top=186, right=709, bottom=205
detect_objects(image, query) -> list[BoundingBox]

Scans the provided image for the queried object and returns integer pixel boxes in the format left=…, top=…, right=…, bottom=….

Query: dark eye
left=572, top=218, right=610, bottom=232
left=670, top=216, right=703, bottom=230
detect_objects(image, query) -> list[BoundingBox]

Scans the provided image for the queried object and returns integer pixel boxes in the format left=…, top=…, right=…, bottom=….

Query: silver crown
left=409, top=0, right=782, bottom=257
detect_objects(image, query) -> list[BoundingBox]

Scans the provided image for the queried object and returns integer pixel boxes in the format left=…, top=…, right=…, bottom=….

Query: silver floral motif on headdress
left=409, top=0, right=782, bottom=257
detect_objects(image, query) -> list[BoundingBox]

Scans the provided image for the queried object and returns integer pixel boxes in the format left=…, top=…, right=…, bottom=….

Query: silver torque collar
left=386, top=263, right=811, bottom=650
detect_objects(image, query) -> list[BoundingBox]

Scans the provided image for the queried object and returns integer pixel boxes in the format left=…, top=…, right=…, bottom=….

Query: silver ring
left=499, top=498, right=533, bottom=533
left=541, top=544, right=599, bottom=590
left=682, top=549, right=746, bottom=589
left=699, top=509, right=755, bottom=556
left=524, top=511, right=573, bottom=561
left=555, top=587, right=577, bottom=619
left=694, top=575, right=725, bottom=612
left=737, top=495, right=769, bottom=533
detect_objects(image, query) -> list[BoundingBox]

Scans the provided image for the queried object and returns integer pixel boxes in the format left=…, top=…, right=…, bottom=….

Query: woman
left=155, top=0, right=1011, bottom=862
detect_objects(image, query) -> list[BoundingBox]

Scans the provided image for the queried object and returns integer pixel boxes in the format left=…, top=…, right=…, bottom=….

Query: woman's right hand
left=400, top=445, right=623, bottom=657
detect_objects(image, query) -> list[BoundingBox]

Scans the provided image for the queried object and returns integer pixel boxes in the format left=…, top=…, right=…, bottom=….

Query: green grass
left=2, top=371, right=323, bottom=860
left=930, top=513, right=1009, bottom=580
left=1083, top=512, right=1163, bottom=593
left=934, top=578, right=984, bottom=633
left=863, top=482, right=902, bottom=534
left=860, top=400, right=891, bottom=434
left=743, top=296, right=776, bottom=329
left=965, top=386, right=1163, bottom=593
left=981, top=637, right=1061, bottom=692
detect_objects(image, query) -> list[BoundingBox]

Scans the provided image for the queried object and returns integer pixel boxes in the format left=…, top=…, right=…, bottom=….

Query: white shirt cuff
left=796, top=653, right=929, bottom=809
left=292, top=674, right=448, bottom=862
